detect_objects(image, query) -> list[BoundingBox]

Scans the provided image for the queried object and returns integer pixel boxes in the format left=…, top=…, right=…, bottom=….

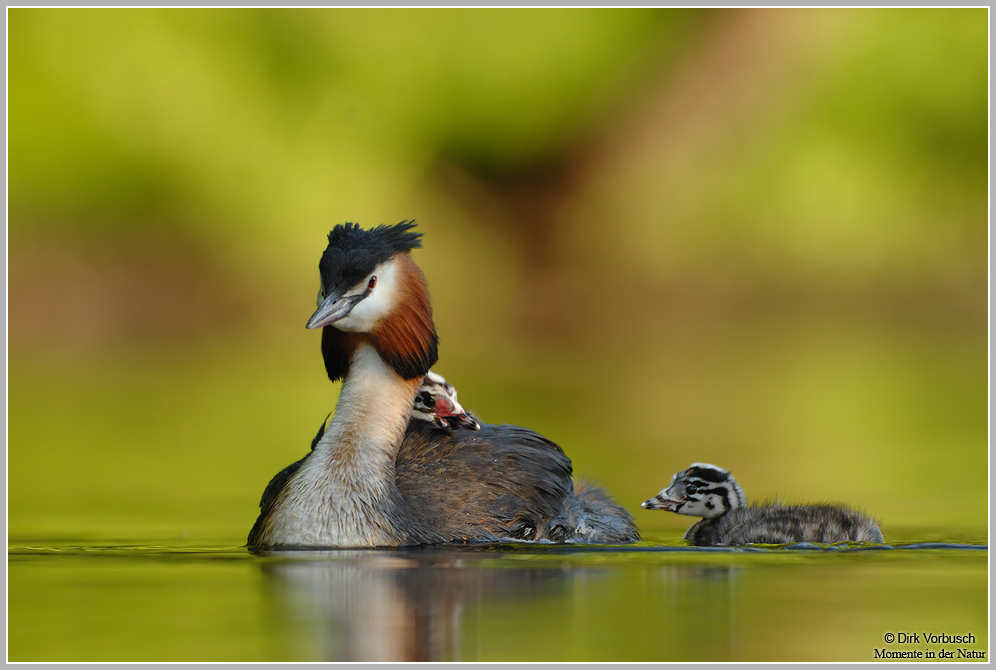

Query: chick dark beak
left=307, top=292, right=361, bottom=329
left=449, top=412, right=481, bottom=431
left=641, top=494, right=684, bottom=512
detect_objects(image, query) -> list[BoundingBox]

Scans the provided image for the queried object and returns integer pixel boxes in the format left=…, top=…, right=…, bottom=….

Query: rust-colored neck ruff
left=371, top=252, right=438, bottom=380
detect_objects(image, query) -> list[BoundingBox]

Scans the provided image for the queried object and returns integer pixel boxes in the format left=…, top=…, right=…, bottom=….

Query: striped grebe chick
left=249, top=221, right=637, bottom=548
left=410, top=371, right=480, bottom=431
left=641, top=463, right=883, bottom=546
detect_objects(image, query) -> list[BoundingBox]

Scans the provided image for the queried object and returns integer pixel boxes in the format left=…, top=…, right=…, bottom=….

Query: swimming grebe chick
left=641, top=463, right=883, bottom=546
left=249, top=221, right=637, bottom=548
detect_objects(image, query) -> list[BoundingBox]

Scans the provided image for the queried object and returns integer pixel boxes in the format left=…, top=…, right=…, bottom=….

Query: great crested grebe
left=248, top=221, right=638, bottom=548
left=641, top=463, right=883, bottom=546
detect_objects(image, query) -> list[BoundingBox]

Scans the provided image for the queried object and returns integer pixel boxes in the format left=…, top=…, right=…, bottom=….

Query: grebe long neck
left=321, top=342, right=421, bottom=469
left=258, top=342, right=422, bottom=547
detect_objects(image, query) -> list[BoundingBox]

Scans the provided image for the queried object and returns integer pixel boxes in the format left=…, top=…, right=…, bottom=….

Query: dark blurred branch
left=433, top=9, right=838, bottom=335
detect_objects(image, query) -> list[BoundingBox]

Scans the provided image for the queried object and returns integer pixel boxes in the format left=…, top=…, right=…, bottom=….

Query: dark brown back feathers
left=395, top=421, right=574, bottom=543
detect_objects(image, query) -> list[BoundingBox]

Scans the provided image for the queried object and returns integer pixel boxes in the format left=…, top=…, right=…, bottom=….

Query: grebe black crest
left=642, top=463, right=883, bottom=546
left=249, top=221, right=638, bottom=548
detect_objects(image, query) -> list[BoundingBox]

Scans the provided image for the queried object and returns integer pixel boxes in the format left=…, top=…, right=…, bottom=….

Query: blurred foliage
left=570, top=9, right=987, bottom=290
left=6, top=8, right=988, bottom=547
left=9, top=9, right=701, bottom=246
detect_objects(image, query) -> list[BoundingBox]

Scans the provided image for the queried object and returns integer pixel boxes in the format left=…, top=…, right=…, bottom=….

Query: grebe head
left=307, top=221, right=439, bottom=382
left=641, top=463, right=746, bottom=519
left=411, top=371, right=481, bottom=430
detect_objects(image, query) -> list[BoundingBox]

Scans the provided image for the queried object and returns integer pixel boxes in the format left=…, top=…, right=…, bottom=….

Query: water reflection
left=255, top=547, right=742, bottom=662
left=257, top=548, right=566, bottom=661
left=654, top=565, right=741, bottom=660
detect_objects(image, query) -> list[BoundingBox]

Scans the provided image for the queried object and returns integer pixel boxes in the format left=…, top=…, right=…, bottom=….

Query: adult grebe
left=249, top=221, right=637, bottom=548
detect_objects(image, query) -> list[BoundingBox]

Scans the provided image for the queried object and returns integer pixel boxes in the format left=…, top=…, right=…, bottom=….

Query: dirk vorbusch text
left=876, top=632, right=985, bottom=660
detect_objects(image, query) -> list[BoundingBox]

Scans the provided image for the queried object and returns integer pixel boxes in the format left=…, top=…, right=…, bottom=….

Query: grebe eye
left=367, top=276, right=377, bottom=289
left=317, top=286, right=326, bottom=307
left=686, top=484, right=697, bottom=495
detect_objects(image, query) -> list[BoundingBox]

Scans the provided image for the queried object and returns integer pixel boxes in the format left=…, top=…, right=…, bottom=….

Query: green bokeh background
left=8, top=7, right=988, bottom=544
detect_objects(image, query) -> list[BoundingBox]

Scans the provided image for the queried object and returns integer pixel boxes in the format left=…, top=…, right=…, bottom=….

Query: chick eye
left=367, top=276, right=377, bottom=290
left=686, top=484, right=697, bottom=495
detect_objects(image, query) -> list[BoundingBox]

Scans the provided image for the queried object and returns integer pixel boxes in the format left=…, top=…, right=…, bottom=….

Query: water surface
left=8, top=533, right=987, bottom=662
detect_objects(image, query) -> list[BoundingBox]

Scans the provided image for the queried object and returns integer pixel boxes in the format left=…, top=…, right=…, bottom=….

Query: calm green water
left=8, top=534, right=987, bottom=662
